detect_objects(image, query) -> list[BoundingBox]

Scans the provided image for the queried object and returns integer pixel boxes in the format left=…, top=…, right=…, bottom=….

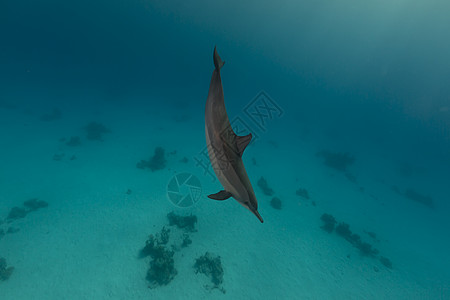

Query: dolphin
left=205, top=46, right=264, bottom=223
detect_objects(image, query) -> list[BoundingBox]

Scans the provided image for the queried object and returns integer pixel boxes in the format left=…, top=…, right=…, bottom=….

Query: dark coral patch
left=194, top=252, right=224, bottom=288
left=167, top=212, right=197, bottom=232
left=257, top=177, right=274, bottom=196
left=270, top=197, right=282, bottom=210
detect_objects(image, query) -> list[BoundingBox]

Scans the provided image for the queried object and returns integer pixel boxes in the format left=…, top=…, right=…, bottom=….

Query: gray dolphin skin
left=205, top=46, right=264, bottom=223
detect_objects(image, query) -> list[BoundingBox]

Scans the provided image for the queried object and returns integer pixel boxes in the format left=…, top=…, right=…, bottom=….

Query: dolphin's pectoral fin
left=208, top=190, right=232, bottom=200
left=236, top=133, right=252, bottom=157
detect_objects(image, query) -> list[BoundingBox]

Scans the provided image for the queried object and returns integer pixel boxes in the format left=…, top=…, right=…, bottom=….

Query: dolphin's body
left=205, top=47, right=263, bottom=223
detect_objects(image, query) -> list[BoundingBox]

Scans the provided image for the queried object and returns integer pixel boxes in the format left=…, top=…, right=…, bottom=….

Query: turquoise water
left=1, top=1, right=449, bottom=299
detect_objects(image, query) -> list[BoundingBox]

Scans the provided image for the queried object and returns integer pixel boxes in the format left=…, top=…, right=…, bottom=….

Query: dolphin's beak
left=253, top=210, right=264, bottom=223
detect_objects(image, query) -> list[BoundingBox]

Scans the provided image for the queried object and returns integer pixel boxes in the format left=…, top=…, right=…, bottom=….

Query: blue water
left=1, top=1, right=449, bottom=299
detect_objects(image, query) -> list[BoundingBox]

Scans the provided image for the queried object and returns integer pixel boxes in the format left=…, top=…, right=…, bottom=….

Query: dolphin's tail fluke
left=213, top=46, right=225, bottom=71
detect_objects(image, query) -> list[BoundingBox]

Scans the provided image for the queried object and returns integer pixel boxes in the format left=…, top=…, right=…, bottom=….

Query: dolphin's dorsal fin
left=236, top=133, right=252, bottom=157
left=208, top=190, right=232, bottom=200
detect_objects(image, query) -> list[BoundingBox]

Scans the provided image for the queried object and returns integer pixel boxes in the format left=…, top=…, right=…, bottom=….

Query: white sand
left=1, top=100, right=448, bottom=299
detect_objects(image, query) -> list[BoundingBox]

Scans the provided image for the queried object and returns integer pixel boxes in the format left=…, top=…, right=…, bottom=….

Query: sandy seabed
left=0, top=102, right=449, bottom=300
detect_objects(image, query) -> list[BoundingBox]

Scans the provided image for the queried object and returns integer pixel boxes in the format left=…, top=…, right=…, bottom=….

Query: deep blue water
left=1, top=1, right=449, bottom=299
